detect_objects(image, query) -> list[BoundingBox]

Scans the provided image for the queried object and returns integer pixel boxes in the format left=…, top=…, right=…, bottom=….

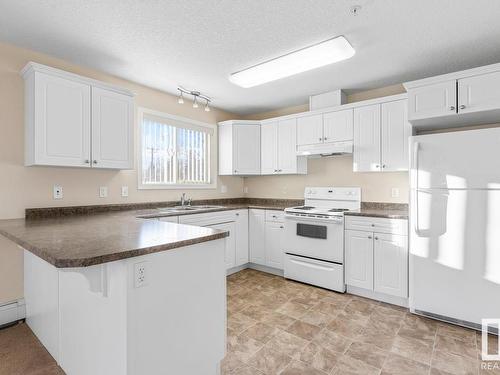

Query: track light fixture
left=177, top=87, right=211, bottom=111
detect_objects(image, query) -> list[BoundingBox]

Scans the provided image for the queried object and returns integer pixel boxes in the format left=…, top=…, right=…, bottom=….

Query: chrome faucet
left=180, top=193, right=192, bottom=207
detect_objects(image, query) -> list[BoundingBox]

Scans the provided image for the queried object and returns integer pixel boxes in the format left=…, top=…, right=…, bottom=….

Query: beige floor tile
left=280, top=359, right=329, bottom=375
left=265, top=329, right=309, bottom=358
left=402, top=313, right=439, bottom=334
left=435, top=334, right=477, bottom=359
left=261, top=311, right=297, bottom=330
left=477, top=331, right=499, bottom=357
left=313, top=328, right=352, bottom=354
left=437, top=323, right=477, bottom=345
left=231, top=364, right=265, bottom=375
left=221, top=353, right=246, bottom=374
left=356, top=325, right=396, bottom=351
left=344, top=298, right=376, bottom=317
left=276, top=301, right=310, bottom=319
left=431, top=349, right=478, bottom=375
left=228, top=312, right=258, bottom=334
left=227, top=334, right=264, bottom=362
left=286, top=320, right=322, bottom=341
left=381, top=353, right=429, bottom=375
left=346, top=341, right=389, bottom=369
left=390, top=334, right=434, bottom=365
left=310, top=300, right=346, bottom=316
left=299, top=310, right=332, bottom=328
left=247, top=346, right=292, bottom=374
left=397, top=325, right=436, bottom=345
left=326, top=317, right=366, bottom=340
left=330, top=354, right=381, bottom=375
left=242, top=322, right=278, bottom=343
left=239, top=304, right=274, bottom=322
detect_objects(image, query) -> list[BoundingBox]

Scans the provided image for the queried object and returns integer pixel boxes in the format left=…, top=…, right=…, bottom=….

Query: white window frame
left=137, top=107, right=217, bottom=190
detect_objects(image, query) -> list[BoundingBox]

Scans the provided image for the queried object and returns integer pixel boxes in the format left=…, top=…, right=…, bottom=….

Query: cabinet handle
left=279, top=226, right=284, bottom=229
left=459, top=104, right=466, bottom=110
left=93, top=160, right=98, bottom=164
left=368, top=235, right=373, bottom=239
left=450, top=106, right=456, bottom=111
left=272, top=215, right=277, bottom=218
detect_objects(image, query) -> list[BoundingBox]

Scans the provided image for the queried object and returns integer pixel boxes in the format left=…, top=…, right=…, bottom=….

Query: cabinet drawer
left=265, top=210, right=285, bottom=222
left=284, top=254, right=344, bottom=292
left=178, top=210, right=236, bottom=226
left=345, top=216, right=407, bottom=235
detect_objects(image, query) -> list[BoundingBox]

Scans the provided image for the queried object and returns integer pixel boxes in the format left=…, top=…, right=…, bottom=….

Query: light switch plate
left=391, top=188, right=400, bottom=198
left=99, top=186, right=108, bottom=198
left=53, top=185, right=63, bottom=200
left=121, top=186, right=129, bottom=197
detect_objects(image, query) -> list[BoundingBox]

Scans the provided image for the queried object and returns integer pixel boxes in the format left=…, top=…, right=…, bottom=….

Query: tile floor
left=0, top=269, right=498, bottom=375
left=223, top=269, right=500, bottom=375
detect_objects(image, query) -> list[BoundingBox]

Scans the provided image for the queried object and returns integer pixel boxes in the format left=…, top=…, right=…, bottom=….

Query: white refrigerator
left=410, top=127, right=500, bottom=328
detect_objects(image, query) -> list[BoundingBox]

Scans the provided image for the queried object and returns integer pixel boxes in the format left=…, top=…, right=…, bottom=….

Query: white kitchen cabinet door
left=381, top=100, right=412, bottom=172
left=158, top=216, right=178, bottom=223
left=323, top=109, right=353, bottom=143
left=277, top=118, right=298, bottom=174
left=30, top=72, right=91, bottom=167
left=234, top=210, right=249, bottom=267
left=249, top=209, right=266, bottom=266
left=353, top=104, right=381, bottom=172
left=458, top=71, right=500, bottom=114
left=345, top=230, right=374, bottom=290
left=233, top=124, right=261, bottom=174
left=91, top=87, right=134, bottom=169
left=265, top=222, right=284, bottom=270
left=297, top=114, right=323, bottom=146
left=209, top=221, right=236, bottom=269
left=260, top=121, right=278, bottom=175
left=374, top=233, right=408, bottom=298
left=407, top=80, right=457, bottom=121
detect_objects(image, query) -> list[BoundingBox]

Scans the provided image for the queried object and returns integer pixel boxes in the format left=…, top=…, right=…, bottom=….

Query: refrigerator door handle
left=412, top=142, right=421, bottom=235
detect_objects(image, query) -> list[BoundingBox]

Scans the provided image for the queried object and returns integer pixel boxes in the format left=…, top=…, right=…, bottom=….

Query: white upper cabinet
left=407, top=80, right=456, bottom=121
left=353, top=104, right=381, bottom=172
left=260, top=121, right=278, bottom=174
left=458, top=71, right=500, bottom=114
left=260, top=118, right=306, bottom=175
left=297, top=114, right=323, bottom=146
left=218, top=120, right=261, bottom=175
left=91, top=87, right=134, bottom=169
left=28, top=71, right=91, bottom=167
left=323, top=109, right=353, bottom=143
left=381, top=100, right=411, bottom=171
left=404, top=62, right=500, bottom=130
left=22, top=62, right=134, bottom=169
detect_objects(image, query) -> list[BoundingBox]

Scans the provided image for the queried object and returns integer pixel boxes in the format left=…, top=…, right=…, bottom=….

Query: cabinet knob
left=450, top=106, right=456, bottom=111
left=279, top=226, right=284, bottom=229
left=274, top=169, right=278, bottom=172
left=324, top=137, right=328, bottom=141
left=374, top=236, right=379, bottom=240
left=368, top=235, right=373, bottom=239
left=459, top=104, right=466, bottom=110
left=84, top=159, right=90, bottom=164
left=371, top=223, right=375, bottom=227
left=236, top=213, right=239, bottom=216
left=382, top=164, right=386, bottom=169
left=318, top=137, right=322, bottom=141
left=375, top=164, right=380, bottom=169
left=234, top=170, right=237, bottom=173
left=93, top=160, right=98, bottom=164
left=278, top=169, right=282, bottom=172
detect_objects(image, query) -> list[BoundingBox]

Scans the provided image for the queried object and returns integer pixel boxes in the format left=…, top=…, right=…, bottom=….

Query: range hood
left=297, top=140, right=353, bottom=158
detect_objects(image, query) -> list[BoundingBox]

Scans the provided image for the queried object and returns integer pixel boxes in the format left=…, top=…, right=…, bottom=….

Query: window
left=139, top=108, right=215, bottom=188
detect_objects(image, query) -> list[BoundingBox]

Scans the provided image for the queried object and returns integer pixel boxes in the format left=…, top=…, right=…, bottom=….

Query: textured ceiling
left=1, top=0, right=500, bottom=115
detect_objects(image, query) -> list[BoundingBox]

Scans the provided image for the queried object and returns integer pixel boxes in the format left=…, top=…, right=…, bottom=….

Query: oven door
left=283, top=214, right=344, bottom=263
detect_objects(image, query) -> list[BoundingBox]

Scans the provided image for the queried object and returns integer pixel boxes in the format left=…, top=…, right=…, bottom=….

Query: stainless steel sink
left=156, top=205, right=224, bottom=213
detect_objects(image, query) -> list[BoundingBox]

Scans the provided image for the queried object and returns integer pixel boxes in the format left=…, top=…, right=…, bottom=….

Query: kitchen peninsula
left=0, top=211, right=229, bottom=375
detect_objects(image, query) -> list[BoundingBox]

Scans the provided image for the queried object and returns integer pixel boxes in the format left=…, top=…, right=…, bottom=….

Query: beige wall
left=0, top=42, right=245, bottom=304
left=243, top=84, right=409, bottom=202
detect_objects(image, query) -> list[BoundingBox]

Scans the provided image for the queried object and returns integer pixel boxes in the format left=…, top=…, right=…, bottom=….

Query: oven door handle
left=284, top=214, right=343, bottom=224
left=289, top=258, right=334, bottom=271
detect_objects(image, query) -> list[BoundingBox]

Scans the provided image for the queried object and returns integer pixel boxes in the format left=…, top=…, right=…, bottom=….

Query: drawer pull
left=290, top=259, right=333, bottom=271
left=371, top=223, right=375, bottom=227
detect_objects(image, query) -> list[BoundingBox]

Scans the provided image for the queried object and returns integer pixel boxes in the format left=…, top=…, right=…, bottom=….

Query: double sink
left=156, top=205, right=225, bottom=214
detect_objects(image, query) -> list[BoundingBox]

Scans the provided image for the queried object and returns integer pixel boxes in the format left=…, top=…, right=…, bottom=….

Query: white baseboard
left=227, top=264, right=248, bottom=276
left=347, top=285, right=408, bottom=308
left=0, top=299, right=26, bottom=327
left=248, top=263, right=284, bottom=277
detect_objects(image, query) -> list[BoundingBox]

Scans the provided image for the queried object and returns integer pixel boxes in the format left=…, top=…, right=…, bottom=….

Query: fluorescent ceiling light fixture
left=229, top=36, right=355, bottom=88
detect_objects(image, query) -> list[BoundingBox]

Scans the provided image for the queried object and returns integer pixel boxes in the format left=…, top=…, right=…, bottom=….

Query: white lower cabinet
left=208, top=222, right=236, bottom=269
left=249, top=209, right=285, bottom=270
left=249, top=209, right=266, bottom=265
left=345, top=230, right=374, bottom=290
left=234, top=210, right=249, bottom=266
left=265, top=222, right=284, bottom=269
left=345, top=216, right=408, bottom=299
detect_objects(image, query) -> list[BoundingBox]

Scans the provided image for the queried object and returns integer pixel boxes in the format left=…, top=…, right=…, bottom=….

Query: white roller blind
left=141, top=114, right=211, bottom=186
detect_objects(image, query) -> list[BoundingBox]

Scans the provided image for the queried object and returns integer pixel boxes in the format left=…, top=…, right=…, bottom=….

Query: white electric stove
left=283, top=187, right=361, bottom=292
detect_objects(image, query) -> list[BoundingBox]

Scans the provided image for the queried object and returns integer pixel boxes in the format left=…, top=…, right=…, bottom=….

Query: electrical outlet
left=134, top=262, right=148, bottom=288
left=391, top=188, right=400, bottom=198
left=121, top=186, right=129, bottom=197
left=53, top=185, right=63, bottom=199
left=99, top=186, right=108, bottom=198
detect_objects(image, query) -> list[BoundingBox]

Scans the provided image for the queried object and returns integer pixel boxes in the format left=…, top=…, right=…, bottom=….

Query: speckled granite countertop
left=0, top=213, right=229, bottom=268
left=344, top=202, right=408, bottom=219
